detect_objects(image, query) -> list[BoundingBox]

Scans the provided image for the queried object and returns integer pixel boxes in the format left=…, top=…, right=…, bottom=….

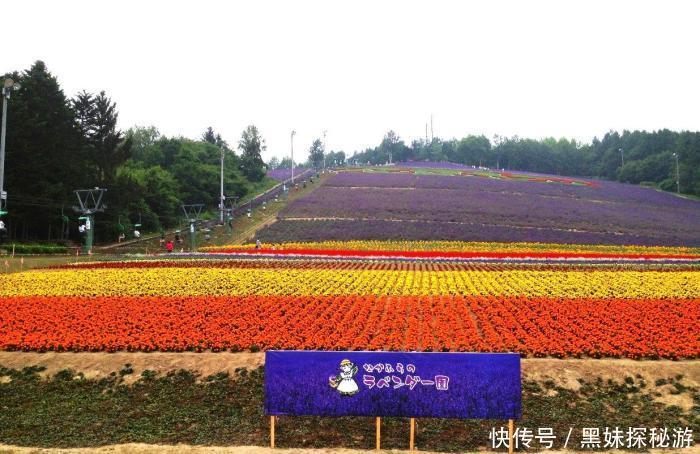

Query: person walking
left=166, top=240, right=174, bottom=253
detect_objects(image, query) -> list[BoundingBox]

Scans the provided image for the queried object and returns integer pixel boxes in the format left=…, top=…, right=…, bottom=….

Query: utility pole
left=425, top=123, right=428, bottom=144
left=323, top=129, right=327, bottom=170
left=673, top=152, right=680, bottom=193
left=1, top=78, right=21, bottom=217
left=181, top=204, right=204, bottom=252
left=430, top=114, right=433, bottom=142
left=291, top=130, right=296, bottom=184
left=219, top=145, right=225, bottom=224
left=73, top=188, right=107, bottom=254
left=619, top=148, right=624, bottom=167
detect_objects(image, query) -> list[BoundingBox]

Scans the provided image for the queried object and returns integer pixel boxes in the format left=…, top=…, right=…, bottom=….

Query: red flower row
left=209, top=248, right=699, bottom=261
left=0, top=295, right=696, bottom=359
left=51, top=260, right=694, bottom=272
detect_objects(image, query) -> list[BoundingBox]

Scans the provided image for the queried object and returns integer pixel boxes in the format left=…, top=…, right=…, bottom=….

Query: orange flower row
left=0, top=295, right=696, bottom=359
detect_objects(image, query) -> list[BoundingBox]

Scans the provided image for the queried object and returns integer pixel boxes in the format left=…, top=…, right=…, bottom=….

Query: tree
left=267, top=156, right=280, bottom=169
left=73, top=90, right=96, bottom=138
left=379, top=130, right=410, bottom=163
left=454, top=135, right=491, bottom=166
left=2, top=61, right=90, bottom=240
left=349, top=127, right=700, bottom=196
left=202, top=127, right=217, bottom=144
left=126, top=126, right=162, bottom=166
left=238, top=125, right=266, bottom=181
left=278, top=156, right=294, bottom=169
left=308, top=138, right=325, bottom=170
left=202, top=126, right=230, bottom=150
left=73, top=90, right=132, bottom=184
left=326, top=150, right=346, bottom=166
left=128, top=126, right=161, bottom=151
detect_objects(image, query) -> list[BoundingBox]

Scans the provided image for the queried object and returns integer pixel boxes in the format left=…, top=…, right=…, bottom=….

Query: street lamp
left=219, top=145, right=225, bottom=224
left=290, top=130, right=296, bottom=184
left=1, top=78, right=21, bottom=214
left=672, top=152, right=680, bottom=194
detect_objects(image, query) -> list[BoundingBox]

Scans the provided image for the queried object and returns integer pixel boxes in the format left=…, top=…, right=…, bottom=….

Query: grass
left=0, top=366, right=696, bottom=451
left=238, top=177, right=281, bottom=205
left=197, top=173, right=328, bottom=248
left=0, top=255, right=104, bottom=274
left=97, top=174, right=327, bottom=254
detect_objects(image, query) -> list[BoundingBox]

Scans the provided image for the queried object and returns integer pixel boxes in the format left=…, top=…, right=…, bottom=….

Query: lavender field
left=256, top=170, right=700, bottom=246
left=266, top=168, right=294, bottom=181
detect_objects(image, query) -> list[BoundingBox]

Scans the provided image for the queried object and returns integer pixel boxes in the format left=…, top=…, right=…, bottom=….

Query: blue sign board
left=265, top=351, right=521, bottom=419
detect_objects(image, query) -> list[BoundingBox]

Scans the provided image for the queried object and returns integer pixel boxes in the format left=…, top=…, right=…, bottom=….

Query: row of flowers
left=2, top=266, right=698, bottom=299
left=206, top=247, right=700, bottom=261
left=202, top=240, right=700, bottom=258
left=51, top=258, right=697, bottom=273
left=0, top=295, right=695, bottom=359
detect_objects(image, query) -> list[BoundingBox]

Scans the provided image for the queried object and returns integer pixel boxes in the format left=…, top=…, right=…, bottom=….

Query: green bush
left=2, top=243, right=68, bottom=255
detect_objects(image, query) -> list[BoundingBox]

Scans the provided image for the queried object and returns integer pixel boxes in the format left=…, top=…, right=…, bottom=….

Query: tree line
left=267, top=141, right=346, bottom=171
left=350, top=130, right=700, bottom=196
left=1, top=61, right=269, bottom=243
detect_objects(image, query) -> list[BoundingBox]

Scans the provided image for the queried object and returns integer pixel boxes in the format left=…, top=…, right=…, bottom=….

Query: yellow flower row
left=1, top=267, right=698, bottom=299
left=202, top=240, right=700, bottom=256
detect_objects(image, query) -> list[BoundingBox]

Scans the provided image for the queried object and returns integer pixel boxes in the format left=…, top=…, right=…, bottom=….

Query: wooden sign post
left=270, top=415, right=275, bottom=448
left=376, top=416, right=381, bottom=450
left=508, top=418, right=514, bottom=454
left=409, top=417, right=416, bottom=451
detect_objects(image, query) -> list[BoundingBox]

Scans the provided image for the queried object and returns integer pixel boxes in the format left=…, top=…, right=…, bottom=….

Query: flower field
left=204, top=240, right=700, bottom=261
left=0, top=254, right=697, bottom=358
left=1, top=167, right=698, bottom=361
left=266, top=168, right=295, bottom=181
left=348, top=164, right=598, bottom=187
left=256, top=170, right=700, bottom=246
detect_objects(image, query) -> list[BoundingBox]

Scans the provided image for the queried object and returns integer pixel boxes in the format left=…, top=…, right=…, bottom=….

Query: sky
left=3, top=0, right=700, bottom=161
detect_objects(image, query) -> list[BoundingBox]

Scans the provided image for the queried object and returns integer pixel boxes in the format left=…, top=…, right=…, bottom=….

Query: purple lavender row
left=262, top=171, right=700, bottom=247
left=266, top=168, right=295, bottom=181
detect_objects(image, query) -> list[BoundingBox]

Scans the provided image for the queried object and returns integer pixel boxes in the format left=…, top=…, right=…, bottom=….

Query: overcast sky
left=3, top=0, right=699, bottom=161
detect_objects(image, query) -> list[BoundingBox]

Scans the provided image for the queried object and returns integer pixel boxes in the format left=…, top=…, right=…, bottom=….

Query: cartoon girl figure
left=329, top=359, right=359, bottom=396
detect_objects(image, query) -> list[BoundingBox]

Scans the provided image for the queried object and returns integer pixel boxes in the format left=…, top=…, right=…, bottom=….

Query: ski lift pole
left=189, top=218, right=196, bottom=251
left=73, top=188, right=106, bottom=255
left=181, top=204, right=204, bottom=253
left=79, top=215, right=94, bottom=254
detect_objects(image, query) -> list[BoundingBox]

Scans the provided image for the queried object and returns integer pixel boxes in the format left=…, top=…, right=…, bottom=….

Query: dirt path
left=0, top=351, right=696, bottom=387
left=0, top=447, right=427, bottom=454
left=0, top=445, right=686, bottom=454
left=232, top=214, right=279, bottom=245
left=219, top=174, right=330, bottom=246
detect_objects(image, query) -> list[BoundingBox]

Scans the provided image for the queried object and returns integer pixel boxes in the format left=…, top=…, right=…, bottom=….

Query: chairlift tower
left=181, top=204, right=204, bottom=252
left=73, top=188, right=107, bottom=254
